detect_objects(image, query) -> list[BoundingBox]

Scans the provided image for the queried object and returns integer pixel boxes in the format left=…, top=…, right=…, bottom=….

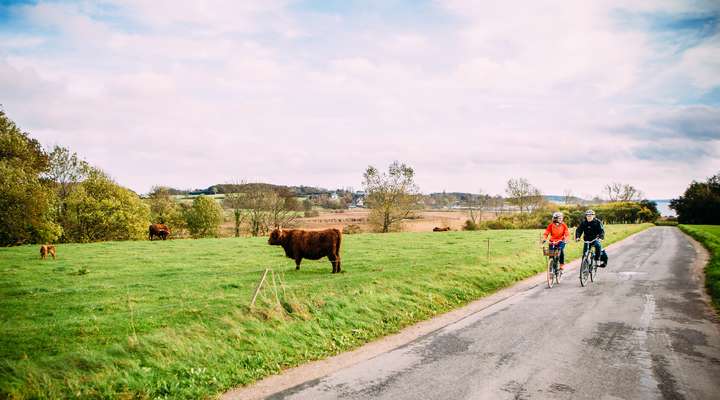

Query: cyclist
left=575, top=209, right=606, bottom=267
left=542, top=211, right=569, bottom=271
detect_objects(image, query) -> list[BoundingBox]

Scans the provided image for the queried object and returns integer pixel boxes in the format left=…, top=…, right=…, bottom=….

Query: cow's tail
left=335, top=228, right=342, bottom=255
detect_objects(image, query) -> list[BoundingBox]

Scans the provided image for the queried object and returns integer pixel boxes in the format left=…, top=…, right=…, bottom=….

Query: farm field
left=678, top=225, right=720, bottom=310
left=0, top=224, right=651, bottom=399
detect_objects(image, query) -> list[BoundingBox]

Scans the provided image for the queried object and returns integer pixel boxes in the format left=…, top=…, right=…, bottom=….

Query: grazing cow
left=268, top=228, right=342, bottom=273
left=433, top=226, right=451, bottom=232
left=40, top=245, right=56, bottom=260
left=149, top=223, right=171, bottom=240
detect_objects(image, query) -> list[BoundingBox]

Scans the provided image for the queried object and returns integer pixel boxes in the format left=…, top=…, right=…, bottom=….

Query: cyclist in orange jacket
left=542, top=211, right=570, bottom=270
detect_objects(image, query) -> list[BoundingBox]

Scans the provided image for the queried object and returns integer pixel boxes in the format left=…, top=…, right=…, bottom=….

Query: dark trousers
left=549, top=242, right=566, bottom=264
left=583, top=240, right=602, bottom=260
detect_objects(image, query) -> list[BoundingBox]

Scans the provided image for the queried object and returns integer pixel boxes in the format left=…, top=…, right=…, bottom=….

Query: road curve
left=266, top=227, right=720, bottom=400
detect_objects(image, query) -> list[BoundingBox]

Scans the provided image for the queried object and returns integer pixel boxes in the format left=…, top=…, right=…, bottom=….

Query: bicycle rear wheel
left=547, top=258, right=555, bottom=288
left=579, top=257, right=590, bottom=287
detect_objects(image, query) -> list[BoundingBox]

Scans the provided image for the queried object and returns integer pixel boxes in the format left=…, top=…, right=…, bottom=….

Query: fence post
left=486, top=238, right=491, bottom=266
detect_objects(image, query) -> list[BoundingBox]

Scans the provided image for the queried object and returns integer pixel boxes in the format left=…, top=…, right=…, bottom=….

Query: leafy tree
left=147, top=186, right=184, bottom=234
left=185, top=195, right=223, bottom=238
left=0, top=110, right=62, bottom=245
left=363, top=161, right=419, bottom=233
left=671, top=173, right=720, bottom=224
left=62, top=170, right=150, bottom=242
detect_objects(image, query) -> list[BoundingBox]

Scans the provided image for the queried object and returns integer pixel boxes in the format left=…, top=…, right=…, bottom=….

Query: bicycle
left=579, top=238, right=601, bottom=287
left=543, top=240, right=564, bottom=288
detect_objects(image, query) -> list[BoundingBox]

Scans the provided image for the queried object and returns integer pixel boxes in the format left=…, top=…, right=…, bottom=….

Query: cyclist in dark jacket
left=575, top=209, right=606, bottom=267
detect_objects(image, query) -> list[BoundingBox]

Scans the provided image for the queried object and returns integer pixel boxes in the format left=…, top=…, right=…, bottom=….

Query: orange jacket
left=544, top=222, right=569, bottom=242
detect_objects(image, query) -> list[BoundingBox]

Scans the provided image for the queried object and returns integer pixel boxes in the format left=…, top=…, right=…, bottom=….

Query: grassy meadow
left=679, top=225, right=720, bottom=311
left=0, top=224, right=651, bottom=399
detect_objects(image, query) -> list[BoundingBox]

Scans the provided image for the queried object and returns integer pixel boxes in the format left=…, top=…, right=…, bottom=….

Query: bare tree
left=223, top=192, right=245, bottom=237
left=234, top=185, right=298, bottom=236
left=266, top=191, right=297, bottom=229
left=505, top=178, right=542, bottom=213
left=363, top=161, right=420, bottom=233
left=605, top=182, right=643, bottom=202
left=466, top=190, right=490, bottom=224
left=563, top=188, right=574, bottom=205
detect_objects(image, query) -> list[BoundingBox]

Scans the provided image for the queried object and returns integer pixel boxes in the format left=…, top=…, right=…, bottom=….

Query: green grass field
left=0, top=224, right=651, bottom=399
left=678, top=225, right=720, bottom=311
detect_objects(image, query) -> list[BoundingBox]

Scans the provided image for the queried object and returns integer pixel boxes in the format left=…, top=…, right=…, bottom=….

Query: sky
left=1, top=0, right=719, bottom=199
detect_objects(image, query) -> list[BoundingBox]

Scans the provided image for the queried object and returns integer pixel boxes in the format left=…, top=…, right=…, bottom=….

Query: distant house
left=352, top=191, right=366, bottom=208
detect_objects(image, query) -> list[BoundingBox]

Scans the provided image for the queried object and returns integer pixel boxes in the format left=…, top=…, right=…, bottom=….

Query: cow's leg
left=295, top=257, right=302, bottom=270
left=329, top=254, right=340, bottom=273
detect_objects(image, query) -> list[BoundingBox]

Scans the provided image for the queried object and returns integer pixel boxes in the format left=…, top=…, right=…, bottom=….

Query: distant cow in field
left=40, top=245, right=56, bottom=260
left=433, top=227, right=451, bottom=232
left=149, top=223, right=171, bottom=240
left=268, top=228, right=342, bottom=273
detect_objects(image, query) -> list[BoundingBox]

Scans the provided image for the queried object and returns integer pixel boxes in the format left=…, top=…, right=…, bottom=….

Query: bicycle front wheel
left=580, top=257, right=590, bottom=287
left=590, top=259, right=599, bottom=282
left=547, top=258, right=555, bottom=288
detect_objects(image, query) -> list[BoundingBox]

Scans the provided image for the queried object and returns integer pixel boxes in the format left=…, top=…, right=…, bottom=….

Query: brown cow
left=149, top=223, right=171, bottom=240
left=268, top=228, right=342, bottom=273
left=40, top=245, right=56, bottom=260
left=433, top=227, right=451, bottom=232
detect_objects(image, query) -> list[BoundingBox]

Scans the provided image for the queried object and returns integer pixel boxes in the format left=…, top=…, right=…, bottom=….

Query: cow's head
left=268, top=228, right=284, bottom=245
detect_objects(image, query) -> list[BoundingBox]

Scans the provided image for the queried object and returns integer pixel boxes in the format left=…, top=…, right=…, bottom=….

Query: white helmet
left=552, top=211, right=563, bottom=220
left=585, top=209, right=596, bottom=216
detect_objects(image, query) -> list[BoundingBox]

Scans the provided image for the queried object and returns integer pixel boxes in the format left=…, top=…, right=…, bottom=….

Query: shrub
left=463, top=219, right=481, bottom=231
left=185, top=195, right=223, bottom=238
left=342, top=224, right=362, bottom=234
left=304, top=210, right=320, bottom=218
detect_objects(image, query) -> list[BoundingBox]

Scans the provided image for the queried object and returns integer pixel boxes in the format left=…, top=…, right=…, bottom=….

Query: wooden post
left=250, top=269, right=269, bottom=308
left=486, top=238, right=490, bottom=265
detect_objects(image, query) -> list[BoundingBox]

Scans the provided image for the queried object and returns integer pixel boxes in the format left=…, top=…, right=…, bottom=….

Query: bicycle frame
left=580, top=238, right=601, bottom=286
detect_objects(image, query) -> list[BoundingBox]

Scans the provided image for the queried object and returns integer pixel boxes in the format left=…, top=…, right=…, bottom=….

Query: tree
left=236, top=187, right=297, bottom=236
left=605, top=182, right=642, bottom=202
left=62, top=170, right=150, bottom=242
left=563, top=189, right=574, bottom=205
left=147, top=186, right=184, bottom=230
left=185, top=195, right=223, bottom=238
left=46, top=145, right=91, bottom=200
left=363, top=161, right=420, bottom=233
left=266, top=191, right=298, bottom=229
left=505, top=178, right=542, bottom=213
left=223, top=192, right=245, bottom=237
left=0, top=109, right=62, bottom=245
left=465, top=190, right=490, bottom=225
left=670, top=173, right=720, bottom=224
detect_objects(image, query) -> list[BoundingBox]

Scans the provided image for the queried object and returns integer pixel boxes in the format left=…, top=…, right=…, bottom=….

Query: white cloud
left=0, top=0, right=718, bottom=198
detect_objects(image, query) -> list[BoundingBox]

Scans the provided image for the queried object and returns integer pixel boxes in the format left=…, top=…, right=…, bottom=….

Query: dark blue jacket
left=575, top=218, right=605, bottom=241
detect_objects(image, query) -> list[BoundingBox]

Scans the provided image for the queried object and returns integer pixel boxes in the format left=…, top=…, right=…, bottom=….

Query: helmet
left=585, top=209, right=596, bottom=216
left=552, top=212, right=563, bottom=221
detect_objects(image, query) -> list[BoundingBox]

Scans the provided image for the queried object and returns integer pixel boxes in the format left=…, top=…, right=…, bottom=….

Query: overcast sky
left=1, top=0, right=719, bottom=198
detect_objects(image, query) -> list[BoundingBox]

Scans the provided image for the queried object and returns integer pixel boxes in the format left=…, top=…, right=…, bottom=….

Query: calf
left=433, top=226, right=451, bottom=232
left=268, top=228, right=342, bottom=273
left=40, top=245, right=56, bottom=260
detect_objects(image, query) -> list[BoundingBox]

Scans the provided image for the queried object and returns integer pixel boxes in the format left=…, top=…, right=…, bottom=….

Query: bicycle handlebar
left=583, top=238, right=602, bottom=244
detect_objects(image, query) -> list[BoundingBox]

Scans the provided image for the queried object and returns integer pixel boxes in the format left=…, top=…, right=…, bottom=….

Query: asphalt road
left=268, top=227, right=720, bottom=400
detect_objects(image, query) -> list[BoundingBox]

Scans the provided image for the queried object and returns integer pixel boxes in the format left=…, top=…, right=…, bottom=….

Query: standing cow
left=149, top=223, right=171, bottom=240
left=268, top=228, right=342, bottom=273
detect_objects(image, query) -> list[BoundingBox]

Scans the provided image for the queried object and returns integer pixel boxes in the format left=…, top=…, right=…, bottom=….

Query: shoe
left=599, top=262, right=607, bottom=268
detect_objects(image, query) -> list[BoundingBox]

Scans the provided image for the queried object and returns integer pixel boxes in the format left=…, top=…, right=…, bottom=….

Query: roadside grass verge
left=678, top=225, right=720, bottom=311
left=0, top=224, right=651, bottom=399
